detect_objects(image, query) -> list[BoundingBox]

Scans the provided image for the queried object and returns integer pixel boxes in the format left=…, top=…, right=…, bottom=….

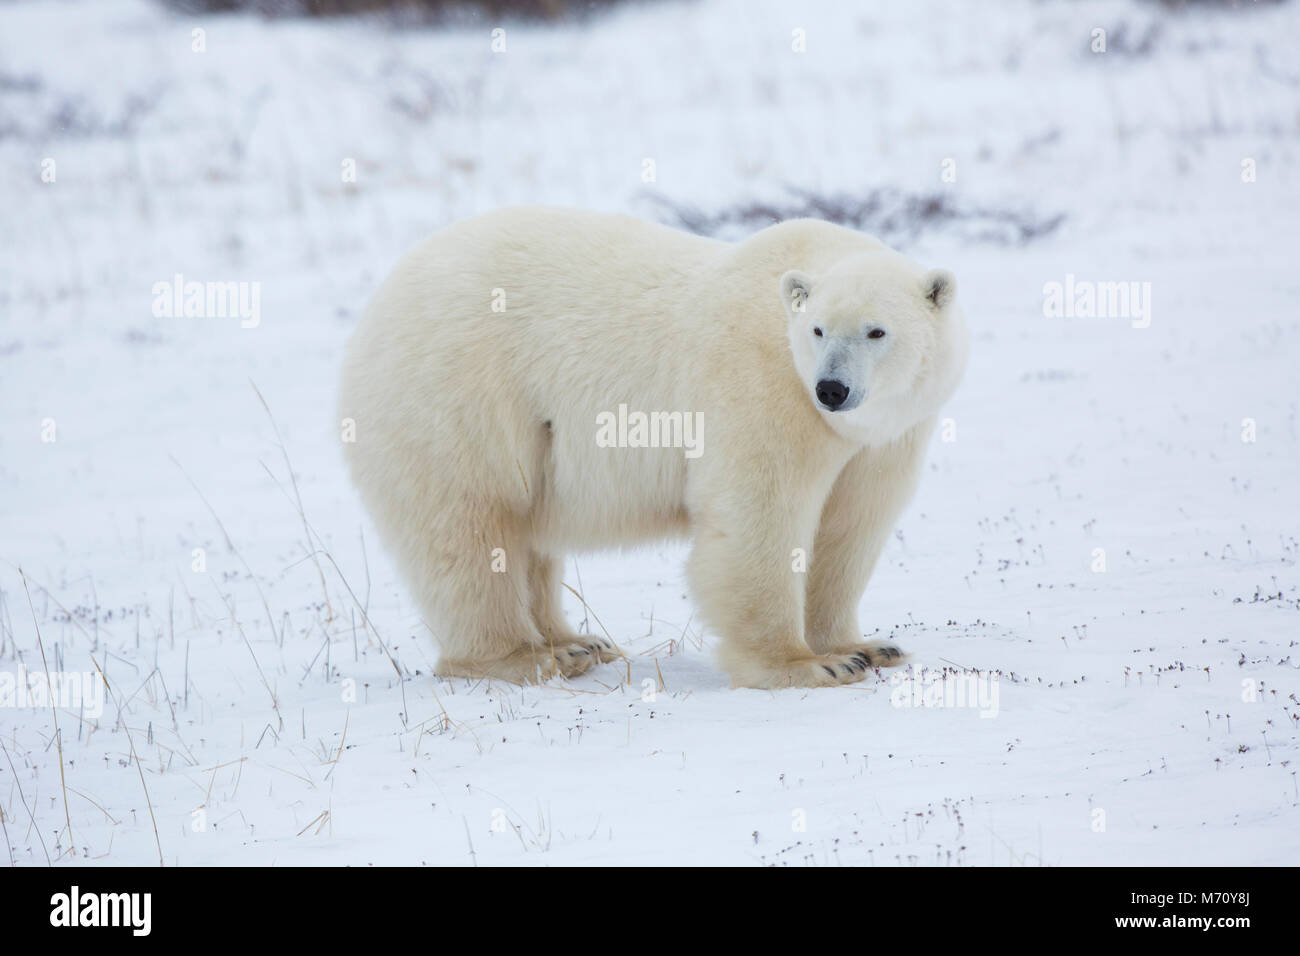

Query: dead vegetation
left=645, top=187, right=1065, bottom=249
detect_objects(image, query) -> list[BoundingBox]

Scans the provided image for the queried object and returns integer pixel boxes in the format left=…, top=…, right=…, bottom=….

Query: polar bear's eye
left=813, top=327, right=823, bottom=338
left=867, top=328, right=886, bottom=340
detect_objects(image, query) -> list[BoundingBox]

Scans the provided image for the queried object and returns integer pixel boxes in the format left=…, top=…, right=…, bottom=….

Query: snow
left=1, top=0, right=1297, bottom=866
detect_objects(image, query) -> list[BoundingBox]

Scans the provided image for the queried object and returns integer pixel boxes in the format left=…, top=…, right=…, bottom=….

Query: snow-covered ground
left=1, top=0, right=1298, bottom=866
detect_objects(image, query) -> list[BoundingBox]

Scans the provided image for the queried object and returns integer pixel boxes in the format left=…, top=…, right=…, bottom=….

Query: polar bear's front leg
left=687, top=463, right=873, bottom=689
left=804, top=422, right=933, bottom=660
left=527, top=551, right=622, bottom=663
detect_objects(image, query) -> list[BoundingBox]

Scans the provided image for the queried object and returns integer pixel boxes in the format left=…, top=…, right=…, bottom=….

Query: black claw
left=822, top=665, right=836, bottom=677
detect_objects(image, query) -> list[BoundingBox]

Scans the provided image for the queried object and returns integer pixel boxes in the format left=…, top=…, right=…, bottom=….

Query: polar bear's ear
left=923, top=269, right=956, bottom=310
left=779, top=270, right=812, bottom=314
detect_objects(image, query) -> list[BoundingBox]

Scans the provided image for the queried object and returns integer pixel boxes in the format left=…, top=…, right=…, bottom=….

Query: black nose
left=815, top=379, right=850, bottom=410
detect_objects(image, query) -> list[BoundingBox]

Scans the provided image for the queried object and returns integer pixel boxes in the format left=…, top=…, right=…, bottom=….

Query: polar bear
left=338, top=207, right=967, bottom=688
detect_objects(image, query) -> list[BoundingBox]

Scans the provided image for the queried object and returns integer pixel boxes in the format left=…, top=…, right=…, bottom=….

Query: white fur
left=338, top=207, right=967, bottom=687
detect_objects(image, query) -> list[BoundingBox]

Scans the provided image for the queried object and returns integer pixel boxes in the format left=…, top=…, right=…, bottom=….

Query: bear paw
left=536, top=642, right=599, bottom=678
left=541, top=633, right=622, bottom=664
left=830, top=641, right=909, bottom=669
left=729, top=651, right=877, bottom=689
left=437, top=641, right=610, bottom=684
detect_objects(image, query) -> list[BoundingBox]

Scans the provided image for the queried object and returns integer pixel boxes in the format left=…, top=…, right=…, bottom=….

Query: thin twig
left=90, top=658, right=164, bottom=866
left=0, top=740, right=50, bottom=865
left=20, top=568, right=74, bottom=856
left=251, top=381, right=335, bottom=621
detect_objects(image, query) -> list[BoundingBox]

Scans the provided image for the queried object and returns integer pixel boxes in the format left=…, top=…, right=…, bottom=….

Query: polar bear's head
left=780, top=251, right=968, bottom=446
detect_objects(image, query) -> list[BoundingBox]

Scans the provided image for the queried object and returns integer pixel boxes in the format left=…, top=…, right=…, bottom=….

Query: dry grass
left=647, top=187, right=1066, bottom=249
